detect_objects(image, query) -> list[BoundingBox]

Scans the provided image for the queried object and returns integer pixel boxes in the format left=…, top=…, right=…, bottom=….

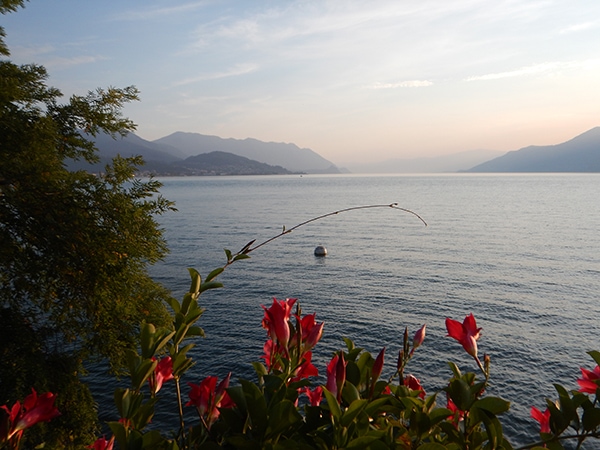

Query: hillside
left=154, top=132, right=340, bottom=174
left=467, top=127, right=600, bottom=172
left=171, top=151, right=295, bottom=175
left=89, top=132, right=339, bottom=175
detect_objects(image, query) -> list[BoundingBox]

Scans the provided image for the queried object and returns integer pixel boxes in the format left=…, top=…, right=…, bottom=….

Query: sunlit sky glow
left=3, top=1, right=600, bottom=165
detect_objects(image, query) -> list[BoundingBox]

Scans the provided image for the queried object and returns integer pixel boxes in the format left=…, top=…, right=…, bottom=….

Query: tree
left=0, top=2, right=175, bottom=447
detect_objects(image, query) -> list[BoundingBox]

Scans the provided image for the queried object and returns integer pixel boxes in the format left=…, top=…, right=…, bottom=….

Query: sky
left=3, top=0, right=600, bottom=165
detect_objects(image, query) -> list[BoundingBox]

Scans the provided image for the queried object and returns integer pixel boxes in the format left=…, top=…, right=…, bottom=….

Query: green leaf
left=165, top=297, right=181, bottom=314
left=582, top=407, right=600, bottom=431
left=446, top=379, right=473, bottom=412
left=224, top=248, right=232, bottom=261
left=188, top=267, right=201, bottom=293
left=447, top=361, right=462, bottom=378
left=473, top=396, right=510, bottom=415
left=185, top=325, right=204, bottom=338
left=267, top=399, right=303, bottom=438
left=323, top=387, right=342, bottom=420
left=233, top=253, right=251, bottom=261
left=342, top=381, right=361, bottom=404
left=205, top=266, right=224, bottom=282
left=416, top=444, right=448, bottom=450
left=241, top=379, right=268, bottom=436
left=341, top=399, right=368, bottom=427
left=346, top=435, right=382, bottom=449
left=588, top=350, right=600, bottom=367
left=199, top=281, right=224, bottom=293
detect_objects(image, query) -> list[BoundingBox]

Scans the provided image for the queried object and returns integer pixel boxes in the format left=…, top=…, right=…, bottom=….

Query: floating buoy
left=314, top=245, right=327, bottom=257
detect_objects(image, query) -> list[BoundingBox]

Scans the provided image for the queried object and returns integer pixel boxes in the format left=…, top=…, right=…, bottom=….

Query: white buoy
left=314, top=245, right=327, bottom=257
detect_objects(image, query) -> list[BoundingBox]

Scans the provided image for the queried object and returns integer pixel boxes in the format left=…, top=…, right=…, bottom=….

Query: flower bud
left=413, top=324, right=426, bottom=349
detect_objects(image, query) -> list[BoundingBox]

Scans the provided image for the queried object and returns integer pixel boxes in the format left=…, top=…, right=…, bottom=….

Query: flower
left=413, top=324, right=426, bottom=350
left=187, top=373, right=234, bottom=428
left=149, top=356, right=174, bottom=395
left=404, top=374, right=426, bottom=399
left=303, top=386, right=323, bottom=406
left=372, top=347, right=385, bottom=382
left=297, top=313, right=324, bottom=352
left=1, top=389, right=60, bottom=443
left=577, top=365, right=600, bottom=394
left=531, top=406, right=551, bottom=434
left=262, top=298, right=297, bottom=348
left=326, top=353, right=347, bottom=402
left=89, top=435, right=115, bottom=450
left=291, top=351, right=319, bottom=382
left=445, top=313, right=481, bottom=358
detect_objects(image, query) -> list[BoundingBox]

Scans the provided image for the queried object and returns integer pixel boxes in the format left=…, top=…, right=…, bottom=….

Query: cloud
left=114, top=1, right=207, bottom=21
left=45, top=55, right=106, bottom=69
left=464, top=61, right=578, bottom=81
left=173, top=63, right=259, bottom=86
left=559, top=21, right=598, bottom=34
left=367, top=80, right=433, bottom=89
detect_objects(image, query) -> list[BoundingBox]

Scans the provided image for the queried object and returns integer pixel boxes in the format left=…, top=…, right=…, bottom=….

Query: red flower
left=531, top=406, right=551, bottom=434
left=445, top=313, right=481, bottom=358
left=403, top=374, right=426, bottom=399
left=297, top=313, right=324, bottom=352
left=446, top=395, right=465, bottom=428
left=372, top=348, right=385, bottom=382
left=303, top=386, right=323, bottom=406
left=149, top=356, right=174, bottom=395
left=326, top=353, right=347, bottom=402
left=577, top=365, right=600, bottom=394
left=187, top=373, right=233, bottom=428
left=89, top=435, right=115, bottom=450
left=262, top=298, right=297, bottom=348
left=1, top=389, right=60, bottom=443
left=291, top=351, right=319, bottom=382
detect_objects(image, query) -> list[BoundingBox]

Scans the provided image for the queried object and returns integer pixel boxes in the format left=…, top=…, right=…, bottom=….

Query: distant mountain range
left=85, top=127, right=600, bottom=175
left=89, top=132, right=340, bottom=175
left=344, top=149, right=505, bottom=174
left=466, top=127, right=600, bottom=172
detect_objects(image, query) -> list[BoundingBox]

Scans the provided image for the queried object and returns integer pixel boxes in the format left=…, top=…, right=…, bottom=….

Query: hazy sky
left=3, top=1, right=600, bottom=164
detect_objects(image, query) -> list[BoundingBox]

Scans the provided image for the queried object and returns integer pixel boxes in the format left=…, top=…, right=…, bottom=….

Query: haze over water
left=142, top=173, right=600, bottom=445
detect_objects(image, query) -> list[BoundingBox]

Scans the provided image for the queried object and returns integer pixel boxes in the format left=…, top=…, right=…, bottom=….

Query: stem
left=174, top=377, right=186, bottom=444
left=242, top=203, right=427, bottom=256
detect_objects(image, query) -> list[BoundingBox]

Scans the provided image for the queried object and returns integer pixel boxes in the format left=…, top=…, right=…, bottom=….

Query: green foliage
left=0, top=5, right=175, bottom=447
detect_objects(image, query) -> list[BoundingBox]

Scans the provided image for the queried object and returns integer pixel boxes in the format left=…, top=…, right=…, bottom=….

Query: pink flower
left=404, top=374, right=426, bottom=399
left=89, top=435, right=115, bottom=450
left=531, top=406, right=551, bottom=434
left=149, top=356, right=174, bottom=395
left=187, top=373, right=234, bottom=428
left=372, top=348, right=385, bottom=382
left=262, top=298, right=297, bottom=348
left=413, top=324, right=426, bottom=349
left=577, top=365, right=600, bottom=394
left=445, top=313, right=481, bottom=358
left=303, top=386, right=323, bottom=406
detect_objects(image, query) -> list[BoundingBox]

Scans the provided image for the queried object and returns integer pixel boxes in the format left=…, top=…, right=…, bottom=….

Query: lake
left=108, top=173, right=600, bottom=446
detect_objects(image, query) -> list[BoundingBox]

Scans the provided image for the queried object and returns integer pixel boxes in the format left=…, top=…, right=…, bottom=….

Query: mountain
left=345, top=149, right=504, bottom=173
left=172, top=151, right=295, bottom=175
left=153, top=132, right=340, bottom=174
left=467, top=127, right=600, bottom=172
left=85, top=132, right=337, bottom=175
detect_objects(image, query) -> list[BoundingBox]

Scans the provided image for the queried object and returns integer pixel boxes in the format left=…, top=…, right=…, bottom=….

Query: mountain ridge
left=466, top=127, right=600, bottom=172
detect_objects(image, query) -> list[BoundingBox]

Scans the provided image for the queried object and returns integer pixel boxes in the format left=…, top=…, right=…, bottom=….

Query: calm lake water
left=97, top=174, right=600, bottom=446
